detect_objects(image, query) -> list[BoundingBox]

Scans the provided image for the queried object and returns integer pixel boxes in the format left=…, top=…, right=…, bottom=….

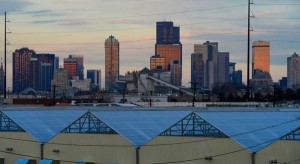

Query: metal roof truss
left=160, top=113, right=227, bottom=137
left=281, top=127, right=300, bottom=140
left=0, top=112, right=24, bottom=132
left=62, top=112, right=116, bottom=134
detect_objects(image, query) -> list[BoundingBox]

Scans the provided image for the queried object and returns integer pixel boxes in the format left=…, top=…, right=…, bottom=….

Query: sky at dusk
left=0, top=0, right=299, bottom=88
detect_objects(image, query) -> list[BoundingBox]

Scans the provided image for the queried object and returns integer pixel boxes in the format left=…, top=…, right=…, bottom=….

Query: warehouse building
left=0, top=107, right=299, bottom=164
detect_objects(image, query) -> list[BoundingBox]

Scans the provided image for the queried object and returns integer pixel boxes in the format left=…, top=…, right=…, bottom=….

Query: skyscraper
left=194, top=41, right=218, bottom=89
left=170, top=60, right=182, bottom=87
left=87, top=69, right=101, bottom=90
left=13, top=47, right=36, bottom=93
left=40, top=63, right=53, bottom=91
left=105, top=35, right=119, bottom=91
left=64, top=57, right=78, bottom=80
left=217, top=52, right=229, bottom=85
left=155, top=21, right=182, bottom=86
left=287, top=52, right=300, bottom=89
left=69, top=55, right=84, bottom=80
left=156, top=21, right=180, bottom=44
left=191, top=52, right=204, bottom=88
left=29, top=58, right=40, bottom=91
left=252, top=41, right=270, bottom=75
left=54, top=57, right=59, bottom=71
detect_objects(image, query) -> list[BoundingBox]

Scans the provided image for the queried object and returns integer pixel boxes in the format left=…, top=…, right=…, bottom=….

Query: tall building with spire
left=105, top=35, right=119, bottom=91
left=154, top=21, right=182, bottom=86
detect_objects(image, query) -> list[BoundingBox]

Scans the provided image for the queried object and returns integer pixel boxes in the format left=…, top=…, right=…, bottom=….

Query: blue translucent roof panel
left=39, top=160, right=54, bottom=164
left=15, top=159, right=34, bottom=164
left=196, top=112, right=300, bottom=152
left=3, top=110, right=87, bottom=143
left=92, top=111, right=191, bottom=147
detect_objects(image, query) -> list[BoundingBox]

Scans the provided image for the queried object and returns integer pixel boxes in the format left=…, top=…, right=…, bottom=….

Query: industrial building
left=0, top=107, right=299, bottom=164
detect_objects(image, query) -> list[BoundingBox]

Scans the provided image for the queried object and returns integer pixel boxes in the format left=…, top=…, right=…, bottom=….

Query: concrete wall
left=256, top=140, right=300, bottom=164
left=0, top=132, right=40, bottom=164
left=44, top=133, right=136, bottom=164
left=141, top=136, right=252, bottom=164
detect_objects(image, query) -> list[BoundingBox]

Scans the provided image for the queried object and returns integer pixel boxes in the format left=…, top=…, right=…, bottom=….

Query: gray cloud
left=0, top=0, right=34, bottom=13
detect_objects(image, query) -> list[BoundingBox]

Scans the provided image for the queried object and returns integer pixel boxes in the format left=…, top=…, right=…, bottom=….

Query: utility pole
left=4, top=12, right=7, bottom=99
left=190, top=82, right=201, bottom=107
left=246, top=0, right=251, bottom=101
left=52, top=85, right=58, bottom=106
left=247, top=0, right=254, bottom=101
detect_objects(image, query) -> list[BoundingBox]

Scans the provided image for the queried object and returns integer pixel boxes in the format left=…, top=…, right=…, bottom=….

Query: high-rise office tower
left=13, top=47, right=36, bottom=93
left=217, top=52, right=229, bottom=85
left=29, top=58, right=40, bottom=91
left=155, top=21, right=182, bottom=86
left=36, top=53, right=55, bottom=91
left=0, top=62, right=4, bottom=94
left=40, top=63, right=53, bottom=91
left=54, top=57, right=59, bottom=71
left=287, top=52, right=300, bottom=89
left=229, top=62, right=236, bottom=83
left=191, top=52, right=204, bottom=88
left=87, top=69, right=101, bottom=90
left=156, top=21, right=180, bottom=44
left=64, top=57, right=78, bottom=80
left=252, top=41, right=270, bottom=75
left=105, top=35, right=119, bottom=91
left=69, top=55, right=84, bottom=80
left=194, top=41, right=218, bottom=89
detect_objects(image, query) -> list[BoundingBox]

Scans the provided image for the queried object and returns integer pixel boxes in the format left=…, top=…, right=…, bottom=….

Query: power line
left=148, top=136, right=290, bottom=164
left=9, top=18, right=246, bottom=34
left=9, top=5, right=247, bottom=24
left=0, top=149, right=104, bottom=164
left=282, top=158, right=300, bottom=164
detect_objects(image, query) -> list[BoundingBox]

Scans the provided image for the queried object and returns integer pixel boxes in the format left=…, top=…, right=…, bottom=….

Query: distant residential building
left=155, top=21, right=182, bottom=86
left=251, top=69, right=273, bottom=91
left=279, top=77, right=287, bottom=90
left=13, top=47, right=36, bottom=93
left=71, top=76, right=91, bottom=91
left=0, top=62, right=4, bottom=94
left=64, top=57, right=78, bottom=80
left=287, top=52, right=300, bottom=89
left=191, top=52, right=204, bottom=88
left=51, top=68, right=68, bottom=93
left=232, top=70, right=243, bottom=85
left=150, top=54, right=166, bottom=72
left=105, top=35, right=119, bottom=91
left=87, top=69, right=101, bottom=90
left=217, top=52, right=229, bottom=85
left=252, top=41, right=270, bottom=76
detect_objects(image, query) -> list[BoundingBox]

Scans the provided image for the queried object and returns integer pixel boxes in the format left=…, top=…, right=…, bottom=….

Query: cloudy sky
left=0, top=0, right=299, bottom=88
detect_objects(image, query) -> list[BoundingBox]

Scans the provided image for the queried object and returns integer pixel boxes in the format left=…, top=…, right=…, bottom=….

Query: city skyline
left=0, top=0, right=299, bottom=88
